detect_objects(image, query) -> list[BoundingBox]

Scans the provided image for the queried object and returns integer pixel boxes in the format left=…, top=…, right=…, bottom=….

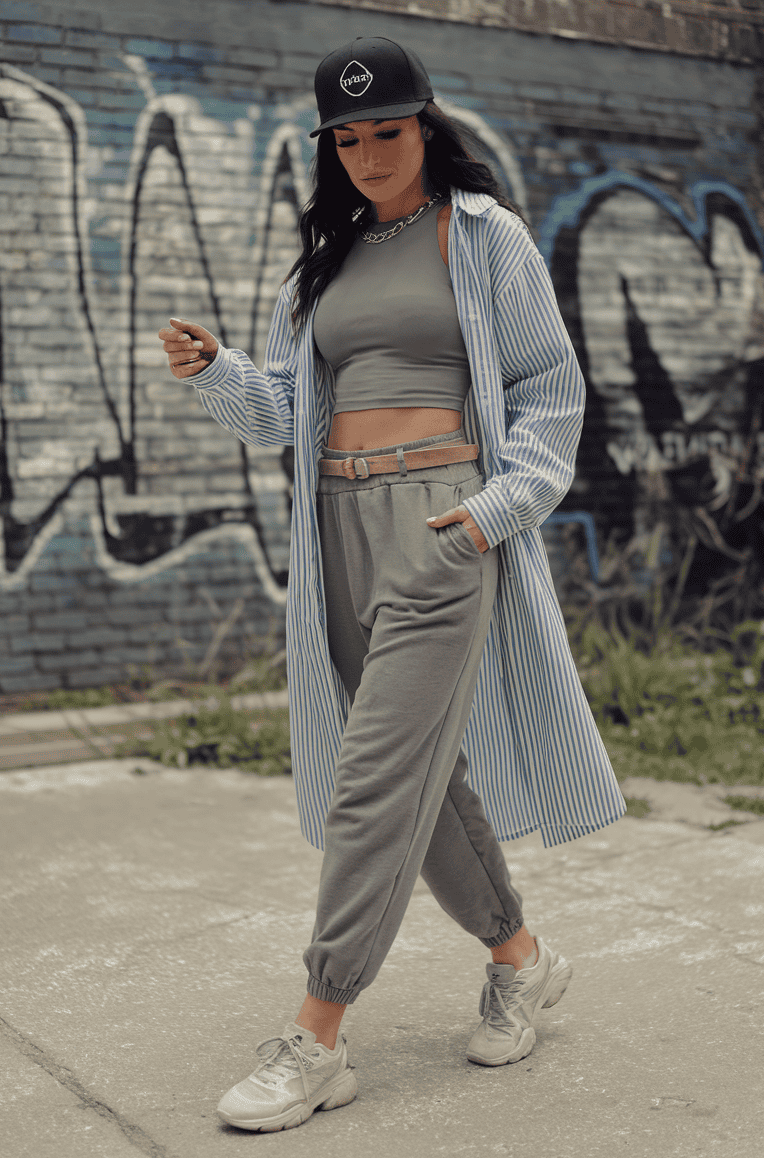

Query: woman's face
left=331, top=115, right=428, bottom=215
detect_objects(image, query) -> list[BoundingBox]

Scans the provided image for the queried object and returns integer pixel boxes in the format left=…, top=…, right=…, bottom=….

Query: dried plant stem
left=660, top=533, right=698, bottom=634
left=198, top=597, right=245, bottom=677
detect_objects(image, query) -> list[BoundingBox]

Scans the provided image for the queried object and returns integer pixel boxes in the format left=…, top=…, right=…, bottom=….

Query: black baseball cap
left=310, top=36, right=433, bottom=138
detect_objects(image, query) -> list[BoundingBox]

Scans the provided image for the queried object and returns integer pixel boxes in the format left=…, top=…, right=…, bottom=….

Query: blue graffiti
left=537, top=171, right=764, bottom=269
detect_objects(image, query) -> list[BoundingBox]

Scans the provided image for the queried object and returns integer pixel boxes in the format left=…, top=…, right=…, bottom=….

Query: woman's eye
left=336, top=130, right=400, bottom=149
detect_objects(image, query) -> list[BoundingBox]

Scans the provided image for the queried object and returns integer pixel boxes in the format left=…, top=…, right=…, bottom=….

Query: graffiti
left=0, top=68, right=523, bottom=608
left=544, top=172, right=764, bottom=580
left=0, top=67, right=309, bottom=597
left=1, top=59, right=763, bottom=617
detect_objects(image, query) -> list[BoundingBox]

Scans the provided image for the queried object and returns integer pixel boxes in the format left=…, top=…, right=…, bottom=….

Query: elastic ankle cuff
left=306, top=975, right=360, bottom=1005
left=480, top=918, right=525, bottom=949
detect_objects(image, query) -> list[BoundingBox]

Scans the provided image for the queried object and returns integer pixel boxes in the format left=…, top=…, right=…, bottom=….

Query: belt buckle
left=342, top=456, right=370, bottom=480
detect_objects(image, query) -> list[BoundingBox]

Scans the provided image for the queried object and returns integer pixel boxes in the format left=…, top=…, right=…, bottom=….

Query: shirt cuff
left=461, top=484, right=522, bottom=550
left=190, top=345, right=232, bottom=390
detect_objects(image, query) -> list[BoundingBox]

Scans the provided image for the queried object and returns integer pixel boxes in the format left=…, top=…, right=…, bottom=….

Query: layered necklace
left=359, top=192, right=446, bottom=244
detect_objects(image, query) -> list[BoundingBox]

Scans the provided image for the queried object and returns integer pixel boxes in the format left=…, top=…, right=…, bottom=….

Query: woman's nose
left=357, top=142, right=380, bottom=166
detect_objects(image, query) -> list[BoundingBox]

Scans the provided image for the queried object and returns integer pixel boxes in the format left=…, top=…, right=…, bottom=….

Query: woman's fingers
left=168, top=346, right=215, bottom=364
left=173, top=360, right=208, bottom=378
left=158, top=319, right=219, bottom=379
left=168, top=349, right=202, bottom=366
left=158, top=326, right=197, bottom=339
left=163, top=343, right=204, bottom=355
left=426, top=505, right=489, bottom=553
left=163, top=338, right=202, bottom=349
left=426, top=507, right=460, bottom=525
left=158, top=326, right=203, bottom=349
left=169, top=316, right=204, bottom=334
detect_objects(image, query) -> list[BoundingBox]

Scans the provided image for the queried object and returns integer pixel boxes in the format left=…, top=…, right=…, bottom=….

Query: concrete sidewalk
left=1, top=760, right=762, bottom=1158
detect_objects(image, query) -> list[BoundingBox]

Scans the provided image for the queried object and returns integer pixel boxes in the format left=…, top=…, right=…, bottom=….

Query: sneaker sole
left=217, top=1066, right=358, bottom=1132
left=466, top=1025, right=536, bottom=1067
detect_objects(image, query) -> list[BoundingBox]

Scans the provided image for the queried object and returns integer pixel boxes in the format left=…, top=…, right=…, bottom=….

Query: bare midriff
left=326, top=407, right=463, bottom=452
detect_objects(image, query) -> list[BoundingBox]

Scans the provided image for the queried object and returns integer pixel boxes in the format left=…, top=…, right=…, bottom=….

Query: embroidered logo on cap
left=340, top=60, right=373, bottom=97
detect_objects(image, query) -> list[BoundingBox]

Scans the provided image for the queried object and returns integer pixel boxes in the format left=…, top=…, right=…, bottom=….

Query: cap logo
left=340, top=60, right=373, bottom=97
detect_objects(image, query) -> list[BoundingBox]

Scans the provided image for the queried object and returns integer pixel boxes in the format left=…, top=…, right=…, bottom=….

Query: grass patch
left=598, top=722, right=764, bottom=788
left=6, top=650, right=288, bottom=715
left=623, top=796, right=652, bottom=819
left=116, top=701, right=291, bottom=777
left=6, top=582, right=764, bottom=799
left=721, top=794, right=764, bottom=816
left=29, top=686, right=120, bottom=711
left=570, top=616, right=764, bottom=789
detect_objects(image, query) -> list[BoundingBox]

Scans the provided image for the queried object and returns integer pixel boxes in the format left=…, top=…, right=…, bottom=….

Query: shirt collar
left=449, top=186, right=496, bottom=216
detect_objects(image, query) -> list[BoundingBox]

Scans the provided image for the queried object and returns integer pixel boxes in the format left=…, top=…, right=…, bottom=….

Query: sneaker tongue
left=282, top=1021, right=318, bottom=1049
left=254, top=1023, right=318, bottom=1082
left=486, top=962, right=517, bottom=984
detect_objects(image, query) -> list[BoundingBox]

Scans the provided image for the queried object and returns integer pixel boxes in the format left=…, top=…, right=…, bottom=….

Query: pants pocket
left=449, top=519, right=482, bottom=558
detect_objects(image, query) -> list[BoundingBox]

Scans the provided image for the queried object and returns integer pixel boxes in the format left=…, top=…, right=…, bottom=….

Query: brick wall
left=1, top=0, right=763, bottom=691
left=309, top=0, right=764, bottom=63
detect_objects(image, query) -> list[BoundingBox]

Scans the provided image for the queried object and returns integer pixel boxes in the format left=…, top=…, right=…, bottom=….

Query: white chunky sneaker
left=466, top=936, right=573, bottom=1066
left=217, top=1021, right=357, bottom=1132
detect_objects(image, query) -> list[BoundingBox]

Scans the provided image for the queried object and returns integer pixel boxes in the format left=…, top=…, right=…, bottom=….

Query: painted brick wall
left=310, top=0, right=764, bottom=63
left=1, top=0, right=763, bottom=692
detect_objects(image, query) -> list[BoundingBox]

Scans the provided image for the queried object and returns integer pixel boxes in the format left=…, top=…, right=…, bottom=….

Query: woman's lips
left=363, top=174, right=390, bottom=183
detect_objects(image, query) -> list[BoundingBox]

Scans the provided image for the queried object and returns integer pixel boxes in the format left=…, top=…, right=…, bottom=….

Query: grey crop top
left=312, top=200, right=471, bottom=412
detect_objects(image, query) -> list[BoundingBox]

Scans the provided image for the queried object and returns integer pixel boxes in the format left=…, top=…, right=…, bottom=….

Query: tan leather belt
left=318, top=443, right=479, bottom=480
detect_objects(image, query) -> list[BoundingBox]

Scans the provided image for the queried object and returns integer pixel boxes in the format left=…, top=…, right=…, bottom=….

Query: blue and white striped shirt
left=192, top=186, right=626, bottom=850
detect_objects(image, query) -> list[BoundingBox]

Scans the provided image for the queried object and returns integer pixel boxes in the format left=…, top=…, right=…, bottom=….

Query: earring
left=423, top=127, right=433, bottom=140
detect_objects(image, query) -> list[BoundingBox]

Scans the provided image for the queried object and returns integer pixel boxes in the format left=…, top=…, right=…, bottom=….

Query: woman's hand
left=426, top=506, right=490, bottom=553
left=158, top=318, right=219, bottom=379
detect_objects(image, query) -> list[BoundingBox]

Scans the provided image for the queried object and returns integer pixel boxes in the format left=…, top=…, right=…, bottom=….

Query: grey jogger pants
left=304, top=428, right=525, bottom=1006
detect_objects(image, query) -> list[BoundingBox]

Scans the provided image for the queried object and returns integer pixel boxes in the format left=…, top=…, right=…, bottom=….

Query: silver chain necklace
left=359, top=193, right=446, bottom=244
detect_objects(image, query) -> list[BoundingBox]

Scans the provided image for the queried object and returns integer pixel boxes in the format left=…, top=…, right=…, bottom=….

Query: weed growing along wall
left=0, top=0, right=762, bottom=692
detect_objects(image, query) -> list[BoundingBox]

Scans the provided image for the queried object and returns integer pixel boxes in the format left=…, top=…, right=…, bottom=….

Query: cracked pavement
left=1, top=758, right=762, bottom=1157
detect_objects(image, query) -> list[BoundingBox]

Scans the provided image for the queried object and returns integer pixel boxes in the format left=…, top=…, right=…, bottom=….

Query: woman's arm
left=159, top=279, right=298, bottom=449
left=461, top=246, right=586, bottom=548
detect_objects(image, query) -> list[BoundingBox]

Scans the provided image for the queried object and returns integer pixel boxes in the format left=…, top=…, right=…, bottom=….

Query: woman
left=158, top=36, right=625, bottom=1133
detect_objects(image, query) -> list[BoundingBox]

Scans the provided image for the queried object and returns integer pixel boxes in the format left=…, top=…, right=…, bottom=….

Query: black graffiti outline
left=548, top=180, right=764, bottom=534
left=0, top=80, right=294, bottom=586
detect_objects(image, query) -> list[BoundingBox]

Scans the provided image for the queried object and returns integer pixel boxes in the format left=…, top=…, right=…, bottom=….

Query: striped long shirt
left=191, top=186, right=626, bottom=850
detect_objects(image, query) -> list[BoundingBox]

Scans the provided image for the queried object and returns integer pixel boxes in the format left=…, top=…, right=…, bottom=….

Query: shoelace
left=249, top=1034, right=317, bottom=1103
left=479, top=978, right=525, bottom=1023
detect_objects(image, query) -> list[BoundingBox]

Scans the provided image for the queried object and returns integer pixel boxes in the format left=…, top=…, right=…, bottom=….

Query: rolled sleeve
left=190, top=344, right=235, bottom=392
left=187, top=281, right=297, bottom=449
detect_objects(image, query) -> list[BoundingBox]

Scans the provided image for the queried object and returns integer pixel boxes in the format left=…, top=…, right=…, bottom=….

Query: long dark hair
left=282, top=101, right=531, bottom=340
